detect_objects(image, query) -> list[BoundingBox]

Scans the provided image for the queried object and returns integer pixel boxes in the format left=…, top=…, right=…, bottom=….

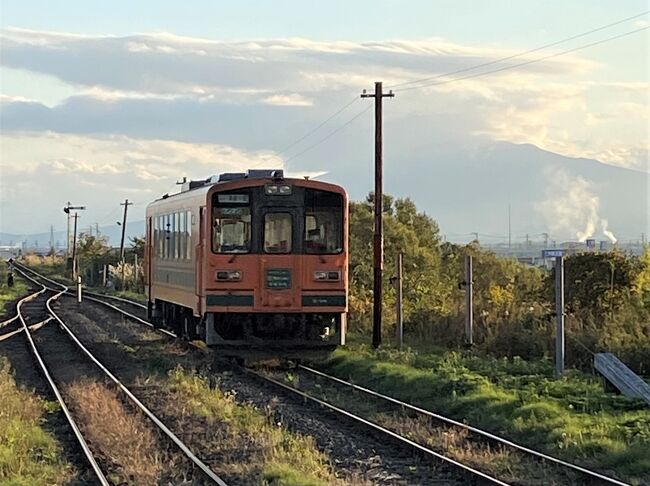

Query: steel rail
left=18, top=262, right=620, bottom=485
left=0, top=316, right=52, bottom=342
left=16, top=267, right=228, bottom=486
left=244, top=367, right=510, bottom=485
left=297, top=366, right=630, bottom=486
left=0, top=314, right=19, bottom=328
left=14, top=279, right=111, bottom=486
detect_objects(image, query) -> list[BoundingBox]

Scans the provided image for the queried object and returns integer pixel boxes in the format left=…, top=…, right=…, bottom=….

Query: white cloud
left=0, top=131, right=284, bottom=232
left=262, top=93, right=313, bottom=106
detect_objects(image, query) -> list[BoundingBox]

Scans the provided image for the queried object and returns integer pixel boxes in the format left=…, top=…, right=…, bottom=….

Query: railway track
left=15, top=264, right=633, bottom=486
left=257, top=365, right=631, bottom=486
left=12, top=266, right=228, bottom=486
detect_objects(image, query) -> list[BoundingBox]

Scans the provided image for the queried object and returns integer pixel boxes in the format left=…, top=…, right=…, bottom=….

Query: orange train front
left=144, top=169, right=347, bottom=357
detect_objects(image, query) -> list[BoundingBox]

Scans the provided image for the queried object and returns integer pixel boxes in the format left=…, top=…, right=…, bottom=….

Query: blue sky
left=0, top=1, right=648, bottom=240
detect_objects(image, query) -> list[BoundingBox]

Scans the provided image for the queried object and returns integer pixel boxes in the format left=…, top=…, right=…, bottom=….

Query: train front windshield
left=212, top=186, right=343, bottom=254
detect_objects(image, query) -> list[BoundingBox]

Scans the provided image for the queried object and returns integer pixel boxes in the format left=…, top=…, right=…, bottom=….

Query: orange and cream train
left=144, top=169, right=348, bottom=357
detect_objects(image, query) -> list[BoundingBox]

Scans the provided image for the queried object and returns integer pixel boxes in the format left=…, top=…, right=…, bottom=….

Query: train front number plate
left=266, top=269, right=292, bottom=289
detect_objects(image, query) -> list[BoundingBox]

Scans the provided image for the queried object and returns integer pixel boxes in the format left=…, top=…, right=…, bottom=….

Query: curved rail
left=15, top=267, right=228, bottom=486
left=297, top=365, right=630, bottom=486
left=17, top=263, right=628, bottom=485
left=13, top=274, right=110, bottom=486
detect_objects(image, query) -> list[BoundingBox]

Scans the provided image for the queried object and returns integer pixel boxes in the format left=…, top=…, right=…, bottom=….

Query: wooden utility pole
left=64, top=202, right=85, bottom=257
left=119, top=199, right=133, bottom=262
left=119, top=199, right=133, bottom=289
left=362, top=81, right=394, bottom=349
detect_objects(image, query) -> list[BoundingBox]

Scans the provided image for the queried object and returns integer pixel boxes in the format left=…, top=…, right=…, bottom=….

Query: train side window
left=173, top=212, right=179, bottom=259
left=186, top=210, right=192, bottom=259
left=158, top=215, right=164, bottom=257
left=264, top=213, right=292, bottom=253
left=164, top=214, right=170, bottom=259
left=153, top=216, right=158, bottom=257
left=304, top=189, right=343, bottom=254
left=179, top=211, right=185, bottom=260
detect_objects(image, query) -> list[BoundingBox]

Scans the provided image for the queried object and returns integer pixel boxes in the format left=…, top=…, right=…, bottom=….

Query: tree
left=348, top=194, right=449, bottom=333
left=129, top=236, right=145, bottom=259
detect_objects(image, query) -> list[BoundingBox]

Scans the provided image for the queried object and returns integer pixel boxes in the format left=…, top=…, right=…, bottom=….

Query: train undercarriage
left=149, top=299, right=344, bottom=359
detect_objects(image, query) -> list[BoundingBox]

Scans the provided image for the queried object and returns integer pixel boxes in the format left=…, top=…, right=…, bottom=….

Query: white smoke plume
left=536, top=168, right=617, bottom=243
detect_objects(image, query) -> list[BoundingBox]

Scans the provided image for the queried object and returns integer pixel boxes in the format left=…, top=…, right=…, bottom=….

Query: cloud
left=0, top=131, right=284, bottom=232
left=0, top=28, right=592, bottom=97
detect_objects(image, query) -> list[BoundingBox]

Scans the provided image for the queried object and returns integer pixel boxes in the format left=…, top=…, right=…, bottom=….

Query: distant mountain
left=2, top=141, right=647, bottom=248
left=320, top=139, right=648, bottom=244
left=0, top=220, right=145, bottom=249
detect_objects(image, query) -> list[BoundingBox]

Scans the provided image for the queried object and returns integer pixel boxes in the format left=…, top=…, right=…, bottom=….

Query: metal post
left=464, top=254, right=474, bottom=345
left=102, top=264, right=107, bottom=287
left=555, top=256, right=565, bottom=377
left=361, top=81, right=394, bottom=348
left=71, top=212, right=79, bottom=279
left=66, top=201, right=71, bottom=257
left=395, top=253, right=403, bottom=349
left=77, top=275, right=82, bottom=304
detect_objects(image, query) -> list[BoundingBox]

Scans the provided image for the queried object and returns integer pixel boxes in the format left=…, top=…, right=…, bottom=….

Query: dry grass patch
left=66, top=380, right=164, bottom=485
left=166, top=367, right=346, bottom=485
left=0, top=358, right=73, bottom=485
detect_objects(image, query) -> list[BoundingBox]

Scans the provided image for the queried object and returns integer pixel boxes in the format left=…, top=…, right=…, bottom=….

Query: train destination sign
left=542, top=249, right=565, bottom=258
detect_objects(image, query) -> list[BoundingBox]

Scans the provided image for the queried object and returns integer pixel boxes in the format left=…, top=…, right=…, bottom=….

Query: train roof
left=147, top=169, right=346, bottom=209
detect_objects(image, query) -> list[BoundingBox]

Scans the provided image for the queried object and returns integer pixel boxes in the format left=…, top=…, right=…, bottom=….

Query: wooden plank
left=594, top=353, right=650, bottom=406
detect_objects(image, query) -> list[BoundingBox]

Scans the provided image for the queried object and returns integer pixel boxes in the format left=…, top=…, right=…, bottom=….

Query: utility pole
left=555, top=255, right=565, bottom=378
left=119, top=199, right=133, bottom=289
left=63, top=203, right=85, bottom=272
left=543, top=232, right=549, bottom=248
left=95, top=223, right=100, bottom=236
left=472, top=232, right=479, bottom=244
left=361, top=81, right=394, bottom=349
left=464, top=254, right=474, bottom=346
left=119, top=199, right=133, bottom=262
left=49, top=225, right=54, bottom=254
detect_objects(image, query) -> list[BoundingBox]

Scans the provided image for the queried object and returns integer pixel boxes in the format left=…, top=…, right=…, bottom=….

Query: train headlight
left=314, top=270, right=340, bottom=281
left=215, top=270, right=242, bottom=281
left=265, top=184, right=292, bottom=195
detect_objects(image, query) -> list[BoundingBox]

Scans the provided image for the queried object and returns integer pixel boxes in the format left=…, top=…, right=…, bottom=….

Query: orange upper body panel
left=145, top=175, right=349, bottom=315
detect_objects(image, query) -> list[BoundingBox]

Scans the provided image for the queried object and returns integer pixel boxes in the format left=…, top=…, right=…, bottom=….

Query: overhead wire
left=395, top=26, right=649, bottom=92
left=283, top=104, right=373, bottom=163
left=388, top=10, right=649, bottom=90
left=277, top=14, right=648, bottom=162
left=278, top=95, right=360, bottom=156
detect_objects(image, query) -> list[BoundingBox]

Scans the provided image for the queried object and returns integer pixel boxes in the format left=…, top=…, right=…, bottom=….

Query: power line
left=389, top=10, right=649, bottom=90
left=396, top=26, right=648, bottom=92
left=284, top=104, right=372, bottom=163
left=278, top=95, right=360, bottom=156
left=277, top=17, right=648, bottom=164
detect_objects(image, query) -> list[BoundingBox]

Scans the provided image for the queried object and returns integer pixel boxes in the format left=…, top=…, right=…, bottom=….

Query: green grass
left=0, top=267, right=28, bottom=317
left=167, top=367, right=334, bottom=485
left=320, top=341, right=650, bottom=484
left=0, top=359, right=72, bottom=485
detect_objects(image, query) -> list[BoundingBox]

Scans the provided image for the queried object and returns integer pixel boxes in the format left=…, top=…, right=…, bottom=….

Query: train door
left=258, top=209, right=301, bottom=310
